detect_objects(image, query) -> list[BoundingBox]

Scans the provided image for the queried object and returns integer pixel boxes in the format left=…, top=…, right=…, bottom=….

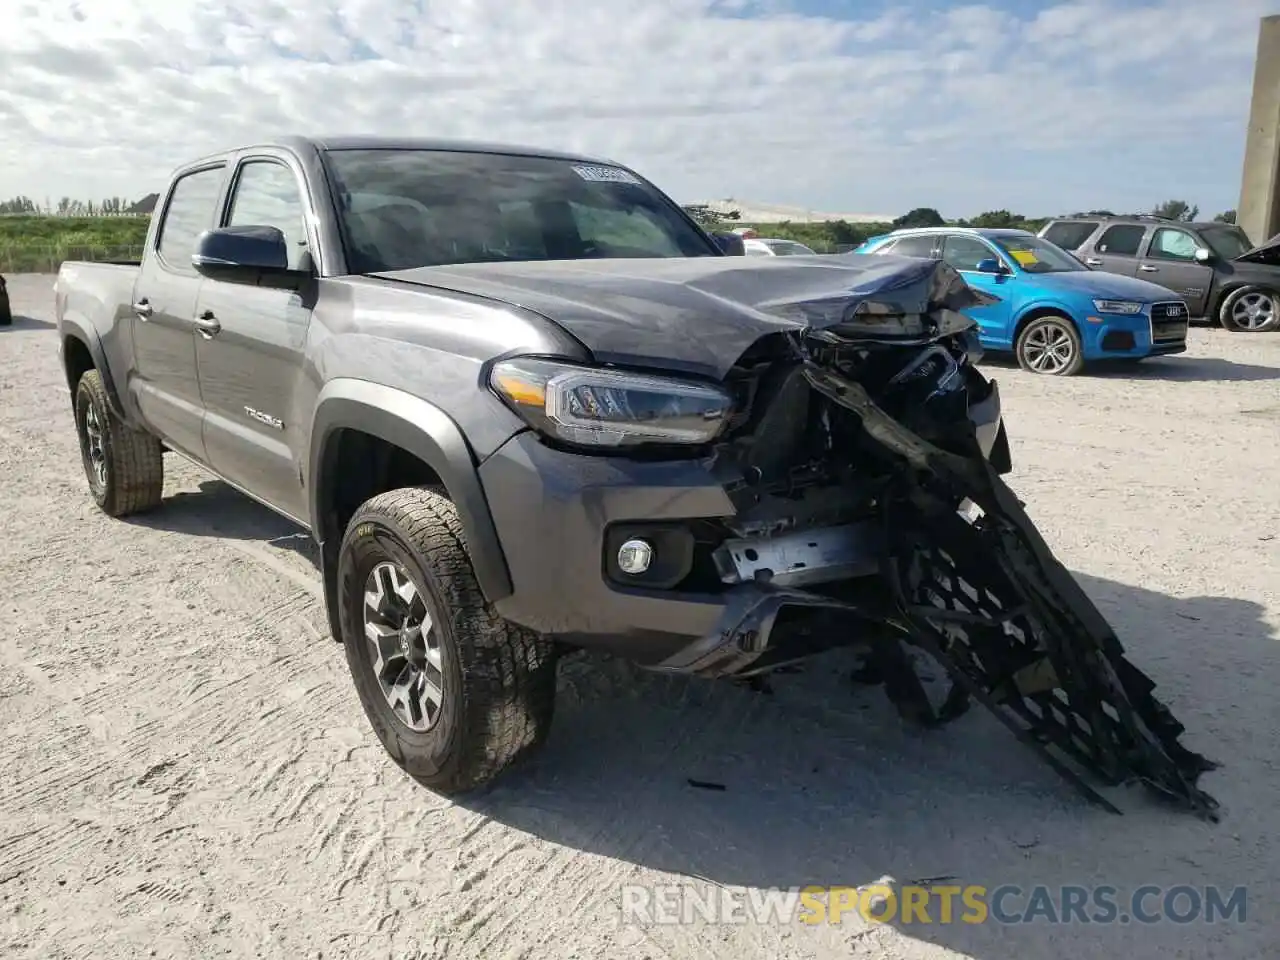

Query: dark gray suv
left=1038, top=215, right=1280, bottom=332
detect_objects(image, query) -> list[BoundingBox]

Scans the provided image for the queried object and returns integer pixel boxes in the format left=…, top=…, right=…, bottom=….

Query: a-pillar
left=1238, top=15, right=1280, bottom=245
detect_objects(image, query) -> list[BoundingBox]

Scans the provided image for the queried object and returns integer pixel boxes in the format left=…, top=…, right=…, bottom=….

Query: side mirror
left=711, top=232, right=746, bottom=256
left=1194, top=247, right=1211, bottom=263
left=192, top=225, right=302, bottom=282
left=975, top=257, right=1006, bottom=274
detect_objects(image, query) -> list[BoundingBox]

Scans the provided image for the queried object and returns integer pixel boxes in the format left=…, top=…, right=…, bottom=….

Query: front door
left=941, top=234, right=1015, bottom=348
left=1135, top=227, right=1214, bottom=316
left=129, top=164, right=227, bottom=461
left=1081, top=223, right=1146, bottom=278
left=194, top=155, right=316, bottom=521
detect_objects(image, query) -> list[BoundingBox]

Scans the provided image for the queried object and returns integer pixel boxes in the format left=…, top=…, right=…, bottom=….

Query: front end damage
left=675, top=257, right=1219, bottom=820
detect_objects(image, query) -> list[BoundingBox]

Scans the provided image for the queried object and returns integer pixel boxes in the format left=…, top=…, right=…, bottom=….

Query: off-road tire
left=337, top=486, right=558, bottom=794
left=73, top=369, right=164, bottom=516
left=1219, top=285, right=1280, bottom=333
left=1014, top=315, right=1084, bottom=376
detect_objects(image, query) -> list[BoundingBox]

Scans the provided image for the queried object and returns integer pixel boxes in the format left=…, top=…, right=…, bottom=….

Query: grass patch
left=0, top=215, right=151, bottom=273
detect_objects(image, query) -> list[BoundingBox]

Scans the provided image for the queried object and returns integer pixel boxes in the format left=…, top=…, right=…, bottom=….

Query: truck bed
left=54, top=261, right=139, bottom=334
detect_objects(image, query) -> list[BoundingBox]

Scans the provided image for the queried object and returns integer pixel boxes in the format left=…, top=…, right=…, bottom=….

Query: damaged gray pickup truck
left=55, top=136, right=1218, bottom=819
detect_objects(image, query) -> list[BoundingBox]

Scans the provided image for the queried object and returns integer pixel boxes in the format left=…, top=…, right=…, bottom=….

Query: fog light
left=617, top=538, right=654, bottom=575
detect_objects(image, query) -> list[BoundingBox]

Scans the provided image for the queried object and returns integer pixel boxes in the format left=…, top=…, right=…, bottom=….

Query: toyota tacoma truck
left=54, top=136, right=1218, bottom=818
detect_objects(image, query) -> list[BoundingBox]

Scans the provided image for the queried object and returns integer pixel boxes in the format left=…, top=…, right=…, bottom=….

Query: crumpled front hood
left=372, top=254, right=994, bottom=379
left=1234, top=234, right=1280, bottom=266
left=1035, top=269, right=1183, bottom=301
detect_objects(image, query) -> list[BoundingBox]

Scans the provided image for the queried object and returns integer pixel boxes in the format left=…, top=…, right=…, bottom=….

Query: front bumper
left=481, top=381, right=1008, bottom=676
left=1082, top=305, right=1188, bottom=359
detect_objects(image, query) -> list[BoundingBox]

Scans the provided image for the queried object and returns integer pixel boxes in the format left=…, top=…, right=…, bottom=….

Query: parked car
left=51, top=137, right=1215, bottom=818
left=743, top=237, right=818, bottom=256
left=0, top=274, right=11, bottom=326
left=852, top=227, right=1189, bottom=375
left=1037, top=214, right=1280, bottom=333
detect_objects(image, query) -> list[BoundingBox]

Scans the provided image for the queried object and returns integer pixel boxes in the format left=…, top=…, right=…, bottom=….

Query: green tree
left=1213, top=209, right=1237, bottom=224
left=970, top=209, right=1024, bottom=228
left=892, top=207, right=945, bottom=228
left=1152, top=199, right=1198, bottom=222
left=682, top=204, right=739, bottom=228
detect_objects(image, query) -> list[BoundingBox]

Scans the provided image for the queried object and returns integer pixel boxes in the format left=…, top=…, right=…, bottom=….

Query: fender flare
left=308, top=379, right=515, bottom=622
left=58, top=316, right=129, bottom=422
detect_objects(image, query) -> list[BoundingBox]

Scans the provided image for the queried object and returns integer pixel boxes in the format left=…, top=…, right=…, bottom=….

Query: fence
left=0, top=212, right=149, bottom=218
left=0, top=245, right=145, bottom=274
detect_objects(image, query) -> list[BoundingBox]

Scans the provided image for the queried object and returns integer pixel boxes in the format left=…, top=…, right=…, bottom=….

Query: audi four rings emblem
left=1166, top=305, right=1183, bottom=316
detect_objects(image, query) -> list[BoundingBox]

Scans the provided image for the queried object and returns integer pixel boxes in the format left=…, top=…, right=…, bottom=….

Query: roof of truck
left=188, top=135, right=621, bottom=168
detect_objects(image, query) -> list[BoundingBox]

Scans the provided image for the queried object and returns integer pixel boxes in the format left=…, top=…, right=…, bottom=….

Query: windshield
left=990, top=234, right=1085, bottom=273
left=764, top=239, right=817, bottom=256
left=1199, top=225, right=1253, bottom=260
left=322, top=148, right=719, bottom=272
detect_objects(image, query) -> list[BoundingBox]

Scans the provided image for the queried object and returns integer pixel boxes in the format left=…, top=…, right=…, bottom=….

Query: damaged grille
left=712, top=329, right=1218, bottom=820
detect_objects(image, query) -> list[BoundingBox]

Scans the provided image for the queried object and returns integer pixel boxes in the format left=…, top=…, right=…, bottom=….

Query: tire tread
left=76, top=369, right=164, bottom=516
left=344, top=487, right=556, bottom=793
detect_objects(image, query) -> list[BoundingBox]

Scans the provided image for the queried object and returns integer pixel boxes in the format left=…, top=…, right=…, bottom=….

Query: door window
left=942, top=235, right=996, bottom=271
left=1094, top=224, right=1145, bottom=257
left=882, top=235, right=936, bottom=258
left=226, top=161, right=310, bottom=269
left=1148, top=228, right=1200, bottom=261
left=156, top=166, right=226, bottom=271
left=1042, top=220, right=1100, bottom=251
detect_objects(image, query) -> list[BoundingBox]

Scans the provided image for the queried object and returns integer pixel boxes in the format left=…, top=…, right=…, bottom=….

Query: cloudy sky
left=0, top=0, right=1276, bottom=219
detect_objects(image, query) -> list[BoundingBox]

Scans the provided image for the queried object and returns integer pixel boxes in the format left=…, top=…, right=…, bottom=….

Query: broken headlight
left=489, top=358, right=734, bottom=447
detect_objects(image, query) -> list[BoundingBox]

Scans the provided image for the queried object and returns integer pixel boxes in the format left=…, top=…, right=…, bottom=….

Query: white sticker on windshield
left=572, top=164, right=641, bottom=184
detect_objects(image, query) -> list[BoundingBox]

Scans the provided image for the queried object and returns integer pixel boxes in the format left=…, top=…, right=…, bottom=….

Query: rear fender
left=58, top=316, right=129, bottom=422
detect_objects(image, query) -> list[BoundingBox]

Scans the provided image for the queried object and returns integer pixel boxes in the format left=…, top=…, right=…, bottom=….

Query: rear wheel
left=1219, top=286, right=1280, bottom=332
left=1015, top=315, right=1084, bottom=376
left=73, top=369, right=164, bottom=516
left=337, top=487, right=558, bottom=794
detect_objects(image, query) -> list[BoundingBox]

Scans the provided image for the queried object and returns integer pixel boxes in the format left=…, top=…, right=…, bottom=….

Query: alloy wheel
left=82, top=403, right=108, bottom=490
left=1230, top=291, right=1277, bottom=331
left=1022, top=321, right=1076, bottom=374
left=363, top=560, right=445, bottom=732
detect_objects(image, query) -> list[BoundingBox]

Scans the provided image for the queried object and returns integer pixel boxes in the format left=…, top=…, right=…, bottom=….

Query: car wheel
left=337, top=487, right=558, bottom=794
left=1219, top=286, right=1280, bottom=332
left=73, top=369, right=164, bottom=516
left=1015, top=315, right=1084, bottom=376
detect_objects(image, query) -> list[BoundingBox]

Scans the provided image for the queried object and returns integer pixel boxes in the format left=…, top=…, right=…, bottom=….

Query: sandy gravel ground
left=1, top=272, right=1278, bottom=960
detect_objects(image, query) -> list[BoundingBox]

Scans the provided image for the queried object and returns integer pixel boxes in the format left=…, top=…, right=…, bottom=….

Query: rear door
left=193, top=152, right=317, bottom=521
left=130, top=162, right=227, bottom=460
left=1135, top=226, right=1213, bottom=316
left=1080, top=223, right=1147, bottom=277
left=940, top=234, right=1014, bottom=346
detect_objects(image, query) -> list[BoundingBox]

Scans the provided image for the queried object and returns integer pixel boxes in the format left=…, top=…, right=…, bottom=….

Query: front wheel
left=337, top=487, right=558, bottom=794
left=1015, top=315, right=1084, bottom=376
left=1219, top=286, right=1280, bottom=332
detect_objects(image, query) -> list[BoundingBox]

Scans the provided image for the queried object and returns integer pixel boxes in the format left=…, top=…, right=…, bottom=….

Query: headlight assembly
left=1092, top=299, right=1144, bottom=315
left=489, top=358, right=734, bottom=448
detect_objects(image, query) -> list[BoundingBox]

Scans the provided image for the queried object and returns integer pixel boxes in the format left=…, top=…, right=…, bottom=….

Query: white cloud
left=0, top=0, right=1275, bottom=217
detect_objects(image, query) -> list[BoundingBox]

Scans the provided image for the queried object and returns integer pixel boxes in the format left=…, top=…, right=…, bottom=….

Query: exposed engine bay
left=698, top=270, right=1220, bottom=821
